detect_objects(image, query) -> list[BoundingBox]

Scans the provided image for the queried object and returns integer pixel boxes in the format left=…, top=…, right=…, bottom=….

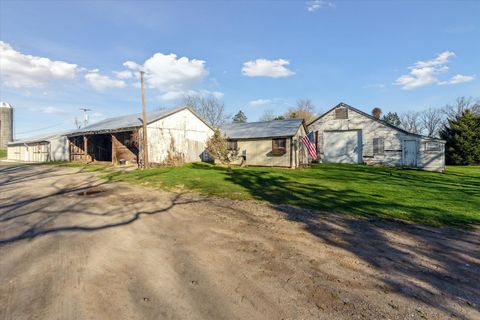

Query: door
left=323, top=131, right=361, bottom=164
left=403, top=140, right=417, bottom=167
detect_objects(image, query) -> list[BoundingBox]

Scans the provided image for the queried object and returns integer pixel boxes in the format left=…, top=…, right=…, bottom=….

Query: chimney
left=372, top=107, right=382, bottom=119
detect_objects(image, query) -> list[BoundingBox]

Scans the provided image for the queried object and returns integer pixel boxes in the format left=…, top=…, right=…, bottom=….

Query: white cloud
left=123, top=53, right=208, bottom=98
left=394, top=51, right=474, bottom=90
left=159, top=89, right=224, bottom=101
left=242, top=59, right=295, bottom=78
left=123, top=60, right=141, bottom=70
left=85, top=71, right=126, bottom=91
left=30, top=106, right=65, bottom=115
left=0, top=41, right=77, bottom=88
left=363, top=83, right=386, bottom=89
left=249, top=99, right=271, bottom=107
left=306, top=0, right=334, bottom=12
left=113, top=70, right=134, bottom=79
left=445, top=74, right=475, bottom=84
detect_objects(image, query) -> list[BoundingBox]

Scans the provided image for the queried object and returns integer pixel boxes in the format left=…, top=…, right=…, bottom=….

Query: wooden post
left=140, top=71, right=149, bottom=168
left=290, top=138, right=294, bottom=168
left=111, top=133, right=116, bottom=165
left=83, top=135, right=88, bottom=163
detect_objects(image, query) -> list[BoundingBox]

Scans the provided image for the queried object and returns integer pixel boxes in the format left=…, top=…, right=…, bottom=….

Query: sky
left=0, top=0, right=479, bottom=138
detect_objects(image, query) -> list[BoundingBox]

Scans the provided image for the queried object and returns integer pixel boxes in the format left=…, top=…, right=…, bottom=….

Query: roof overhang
left=66, top=126, right=139, bottom=137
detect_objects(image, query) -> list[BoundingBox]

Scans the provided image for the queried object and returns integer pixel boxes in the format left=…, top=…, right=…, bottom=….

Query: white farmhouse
left=308, top=103, right=446, bottom=172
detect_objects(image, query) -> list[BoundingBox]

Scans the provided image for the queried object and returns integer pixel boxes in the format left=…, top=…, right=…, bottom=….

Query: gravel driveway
left=0, top=164, right=479, bottom=319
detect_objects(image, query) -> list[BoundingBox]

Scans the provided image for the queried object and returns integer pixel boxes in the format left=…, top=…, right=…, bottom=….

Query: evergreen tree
left=382, top=112, right=401, bottom=127
left=232, top=110, right=247, bottom=123
left=440, top=110, right=480, bottom=165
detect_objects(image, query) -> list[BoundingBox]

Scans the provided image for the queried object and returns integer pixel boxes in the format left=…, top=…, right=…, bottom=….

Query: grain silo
left=0, top=102, right=14, bottom=150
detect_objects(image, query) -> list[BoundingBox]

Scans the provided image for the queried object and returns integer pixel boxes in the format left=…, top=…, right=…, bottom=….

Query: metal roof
left=67, top=106, right=187, bottom=136
left=7, top=132, right=65, bottom=146
left=221, top=118, right=304, bottom=139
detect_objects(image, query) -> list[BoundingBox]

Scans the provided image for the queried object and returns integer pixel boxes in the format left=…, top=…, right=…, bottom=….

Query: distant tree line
left=258, top=98, right=317, bottom=123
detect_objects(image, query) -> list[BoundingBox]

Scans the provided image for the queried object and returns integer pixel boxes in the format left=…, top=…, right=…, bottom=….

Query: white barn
left=308, top=103, right=446, bottom=172
left=67, top=106, right=214, bottom=165
left=7, top=133, right=69, bottom=162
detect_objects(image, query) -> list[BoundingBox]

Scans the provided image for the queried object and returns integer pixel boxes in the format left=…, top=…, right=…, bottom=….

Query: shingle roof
left=67, top=106, right=187, bottom=136
left=221, top=118, right=304, bottom=139
left=7, top=132, right=65, bottom=146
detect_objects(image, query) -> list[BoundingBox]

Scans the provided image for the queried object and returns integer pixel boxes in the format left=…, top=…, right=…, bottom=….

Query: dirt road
left=0, top=164, right=479, bottom=319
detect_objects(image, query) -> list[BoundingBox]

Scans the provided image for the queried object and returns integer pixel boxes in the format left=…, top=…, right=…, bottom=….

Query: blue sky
left=0, top=0, right=478, bottom=138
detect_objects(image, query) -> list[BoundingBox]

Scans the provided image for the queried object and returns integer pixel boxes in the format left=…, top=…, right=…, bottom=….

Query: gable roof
left=221, top=118, right=305, bottom=139
left=67, top=106, right=211, bottom=136
left=308, top=102, right=445, bottom=142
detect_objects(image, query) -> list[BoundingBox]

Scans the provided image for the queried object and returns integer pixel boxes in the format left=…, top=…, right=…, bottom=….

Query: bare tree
left=400, top=111, right=423, bottom=134
left=285, top=98, right=316, bottom=122
left=259, top=109, right=275, bottom=121
left=420, top=108, right=443, bottom=137
left=183, top=94, right=228, bottom=127
left=443, top=96, right=480, bottom=118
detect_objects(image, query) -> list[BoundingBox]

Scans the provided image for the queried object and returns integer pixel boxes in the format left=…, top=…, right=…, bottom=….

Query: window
left=272, top=138, right=287, bottom=155
left=227, top=140, right=238, bottom=151
left=373, top=138, right=384, bottom=154
left=335, top=108, right=348, bottom=119
left=425, top=141, right=440, bottom=152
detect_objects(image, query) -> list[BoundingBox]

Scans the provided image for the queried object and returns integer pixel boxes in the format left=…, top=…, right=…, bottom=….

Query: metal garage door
left=323, top=131, right=361, bottom=164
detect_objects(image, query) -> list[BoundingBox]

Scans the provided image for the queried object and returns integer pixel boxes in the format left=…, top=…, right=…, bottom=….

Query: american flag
left=301, top=131, right=317, bottom=160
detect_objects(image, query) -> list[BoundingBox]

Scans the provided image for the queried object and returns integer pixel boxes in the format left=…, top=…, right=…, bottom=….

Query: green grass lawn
left=0, top=149, right=6, bottom=159
left=99, top=163, right=480, bottom=228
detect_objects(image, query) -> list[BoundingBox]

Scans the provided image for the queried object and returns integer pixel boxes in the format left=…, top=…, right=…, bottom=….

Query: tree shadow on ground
left=276, top=206, right=480, bottom=318
left=0, top=165, right=205, bottom=245
left=223, top=168, right=479, bottom=317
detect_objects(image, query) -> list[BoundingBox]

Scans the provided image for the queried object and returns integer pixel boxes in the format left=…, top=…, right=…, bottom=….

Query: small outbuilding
left=67, top=106, right=214, bottom=165
left=221, top=118, right=309, bottom=168
left=308, top=103, right=446, bottom=171
left=7, top=133, right=69, bottom=162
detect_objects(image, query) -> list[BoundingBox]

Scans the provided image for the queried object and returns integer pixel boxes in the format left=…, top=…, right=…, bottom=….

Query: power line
left=16, top=122, right=64, bottom=135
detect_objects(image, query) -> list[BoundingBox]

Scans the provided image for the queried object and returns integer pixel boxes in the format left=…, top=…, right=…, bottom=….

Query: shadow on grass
left=222, top=165, right=479, bottom=228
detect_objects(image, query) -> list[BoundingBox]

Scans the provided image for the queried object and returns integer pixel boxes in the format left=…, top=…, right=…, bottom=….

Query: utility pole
left=140, top=71, right=149, bottom=168
left=79, top=108, right=91, bottom=127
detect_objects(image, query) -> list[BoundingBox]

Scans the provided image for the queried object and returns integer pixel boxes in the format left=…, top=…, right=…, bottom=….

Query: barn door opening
left=403, top=140, right=417, bottom=167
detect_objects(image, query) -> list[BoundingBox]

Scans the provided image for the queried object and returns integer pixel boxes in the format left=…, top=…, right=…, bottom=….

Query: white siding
left=147, top=109, right=213, bottom=164
left=309, top=106, right=445, bottom=172
left=7, top=145, right=22, bottom=161
left=7, top=135, right=69, bottom=162
left=49, top=136, right=69, bottom=161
